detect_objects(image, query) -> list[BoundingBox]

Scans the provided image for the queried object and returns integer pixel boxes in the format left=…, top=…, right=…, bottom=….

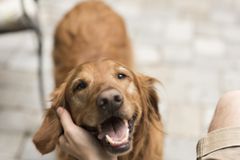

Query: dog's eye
left=74, top=80, right=88, bottom=91
left=117, top=73, right=127, bottom=80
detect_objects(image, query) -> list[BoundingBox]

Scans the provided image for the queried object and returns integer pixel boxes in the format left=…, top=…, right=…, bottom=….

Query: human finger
left=57, top=107, right=76, bottom=130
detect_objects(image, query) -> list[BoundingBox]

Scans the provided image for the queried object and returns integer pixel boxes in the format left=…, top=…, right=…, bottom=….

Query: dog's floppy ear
left=33, top=82, right=67, bottom=154
left=138, top=74, right=161, bottom=120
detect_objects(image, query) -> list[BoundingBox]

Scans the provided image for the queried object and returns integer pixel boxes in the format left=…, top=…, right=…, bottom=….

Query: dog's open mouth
left=82, top=115, right=136, bottom=154
left=98, top=117, right=130, bottom=153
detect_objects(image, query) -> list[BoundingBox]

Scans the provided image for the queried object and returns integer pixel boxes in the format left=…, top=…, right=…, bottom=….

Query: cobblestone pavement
left=0, top=0, right=240, bottom=159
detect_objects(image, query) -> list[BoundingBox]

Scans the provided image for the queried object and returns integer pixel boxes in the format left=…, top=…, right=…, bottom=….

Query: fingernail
left=57, top=107, right=63, bottom=115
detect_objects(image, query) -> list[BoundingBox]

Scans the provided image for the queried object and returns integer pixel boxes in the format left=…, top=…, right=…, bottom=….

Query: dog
left=33, top=1, right=163, bottom=160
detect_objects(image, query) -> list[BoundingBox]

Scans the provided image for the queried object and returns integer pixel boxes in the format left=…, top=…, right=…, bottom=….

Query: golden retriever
left=33, top=1, right=163, bottom=160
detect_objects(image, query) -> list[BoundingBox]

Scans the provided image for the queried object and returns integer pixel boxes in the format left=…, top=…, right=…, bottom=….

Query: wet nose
left=96, top=89, right=123, bottom=112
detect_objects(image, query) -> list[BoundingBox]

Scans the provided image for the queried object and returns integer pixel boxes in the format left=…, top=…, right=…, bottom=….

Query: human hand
left=57, top=107, right=117, bottom=160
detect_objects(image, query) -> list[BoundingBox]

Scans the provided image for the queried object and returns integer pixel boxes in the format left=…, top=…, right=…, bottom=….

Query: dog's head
left=33, top=59, right=160, bottom=156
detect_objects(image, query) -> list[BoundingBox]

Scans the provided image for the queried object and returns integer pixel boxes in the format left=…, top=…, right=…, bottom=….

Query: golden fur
left=33, top=1, right=163, bottom=160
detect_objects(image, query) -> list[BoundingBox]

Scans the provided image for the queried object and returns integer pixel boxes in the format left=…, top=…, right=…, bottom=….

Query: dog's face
left=33, top=59, right=160, bottom=156
left=65, top=60, right=142, bottom=154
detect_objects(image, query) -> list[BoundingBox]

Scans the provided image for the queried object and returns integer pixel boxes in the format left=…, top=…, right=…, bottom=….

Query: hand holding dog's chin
left=57, top=107, right=117, bottom=160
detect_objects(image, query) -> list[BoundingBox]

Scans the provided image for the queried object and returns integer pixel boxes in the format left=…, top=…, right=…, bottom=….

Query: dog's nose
left=97, top=89, right=123, bottom=112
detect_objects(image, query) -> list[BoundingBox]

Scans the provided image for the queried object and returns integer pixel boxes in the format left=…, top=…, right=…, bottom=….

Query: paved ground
left=0, top=0, right=240, bottom=159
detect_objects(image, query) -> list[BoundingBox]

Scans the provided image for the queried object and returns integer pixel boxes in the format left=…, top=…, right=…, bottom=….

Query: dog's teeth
left=124, top=120, right=128, bottom=127
left=106, top=135, right=118, bottom=145
left=105, top=128, right=129, bottom=146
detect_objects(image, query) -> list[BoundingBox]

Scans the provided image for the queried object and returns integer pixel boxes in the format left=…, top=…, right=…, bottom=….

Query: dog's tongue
left=98, top=117, right=128, bottom=141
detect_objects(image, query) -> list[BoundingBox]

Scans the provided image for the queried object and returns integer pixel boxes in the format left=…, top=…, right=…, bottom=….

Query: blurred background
left=0, top=0, right=240, bottom=159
